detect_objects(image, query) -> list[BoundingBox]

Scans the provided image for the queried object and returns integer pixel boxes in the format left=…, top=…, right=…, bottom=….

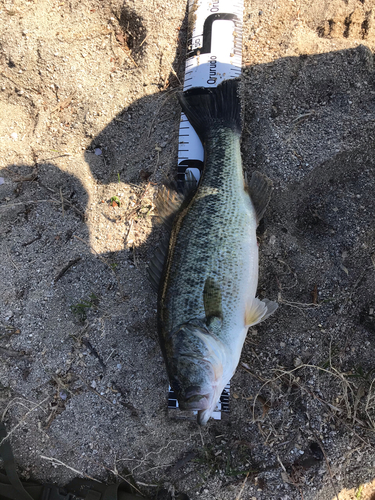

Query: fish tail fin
left=177, top=79, right=242, bottom=143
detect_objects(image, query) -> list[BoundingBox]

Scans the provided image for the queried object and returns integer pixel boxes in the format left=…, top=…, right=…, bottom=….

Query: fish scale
left=162, top=128, right=257, bottom=339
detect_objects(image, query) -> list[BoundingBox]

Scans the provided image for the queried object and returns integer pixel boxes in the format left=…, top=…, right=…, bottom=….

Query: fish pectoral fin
left=261, top=298, right=278, bottom=321
left=245, top=297, right=278, bottom=327
left=248, top=171, right=273, bottom=225
left=203, top=277, right=223, bottom=325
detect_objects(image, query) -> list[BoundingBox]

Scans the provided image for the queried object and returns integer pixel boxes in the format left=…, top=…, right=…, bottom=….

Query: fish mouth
left=167, top=319, right=228, bottom=424
left=179, top=387, right=211, bottom=411
left=197, top=408, right=212, bottom=426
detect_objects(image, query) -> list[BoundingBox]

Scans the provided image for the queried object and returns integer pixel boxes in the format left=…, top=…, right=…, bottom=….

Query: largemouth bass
left=148, top=79, right=277, bottom=425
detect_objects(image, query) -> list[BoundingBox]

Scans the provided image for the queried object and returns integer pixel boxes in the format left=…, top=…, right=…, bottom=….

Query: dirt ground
left=1, top=0, right=375, bottom=499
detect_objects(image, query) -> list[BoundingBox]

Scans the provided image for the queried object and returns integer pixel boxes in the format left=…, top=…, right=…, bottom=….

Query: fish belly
left=161, top=179, right=258, bottom=357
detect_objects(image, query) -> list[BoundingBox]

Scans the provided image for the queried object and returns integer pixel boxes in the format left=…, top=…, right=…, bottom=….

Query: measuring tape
left=168, top=383, right=230, bottom=421
left=177, top=0, right=244, bottom=186
left=168, top=0, right=244, bottom=421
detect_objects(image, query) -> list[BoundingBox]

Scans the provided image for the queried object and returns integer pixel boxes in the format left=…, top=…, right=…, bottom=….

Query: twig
left=105, top=348, right=115, bottom=364
left=327, top=340, right=356, bottom=420
left=147, top=88, right=181, bottom=137
left=86, top=456, right=145, bottom=494
left=5, top=245, right=18, bottom=270
left=60, top=187, right=64, bottom=217
left=37, top=153, right=72, bottom=162
left=1, top=396, right=50, bottom=446
left=50, top=92, right=75, bottom=114
left=170, top=64, right=181, bottom=86
left=276, top=259, right=298, bottom=290
left=124, top=219, right=134, bottom=245
left=116, top=434, right=199, bottom=475
left=199, top=427, right=204, bottom=447
left=110, top=31, right=138, bottom=67
left=278, top=297, right=320, bottom=309
left=292, top=111, right=315, bottom=124
left=1, top=191, right=84, bottom=217
left=22, top=234, right=42, bottom=247
left=0, top=346, right=28, bottom=358
left=4, top=166, right=38, bottom=182
left=277, top=454, right=287, bottom=472
left=77, top=375, right=116, bottom=407
left=82, top=339, right=106, bottom=370
left=38, top=182, right=85, bottom=217
left=54, top=257, right=82, bottom=283
left=139, top=34, right=149, bottom=47
left=235, top=470, right=250, bottom=500
left=40, top=456, right=100, bottom=482
left=252, top=363, right=355, bottom=422
left=365, top=377, right=375, bottom=428
left=311, top=433, right=339, bottom=500
left=2, top=397, right=47, bottom=420
left=50, top=195, right=84, bottom=218
left=241, top=362, right=267, bottom=382
left=132, top=246, right=139, bottom=270
left=0, top=199, right=60, bottom=209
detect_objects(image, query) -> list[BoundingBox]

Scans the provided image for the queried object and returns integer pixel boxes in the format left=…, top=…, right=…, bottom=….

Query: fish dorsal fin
left=248, top=171, right=273, bottom=225
left=148, top=173, right=198, bottom=293
left=245, top=297, right=278, bottom=327
left=147, top=238, right=169, bottom=292
left=155, top=171, right=197, bottom=229
left=203, top=277, right=223, bottom=325
left=155, top=186, right=184, bottom=230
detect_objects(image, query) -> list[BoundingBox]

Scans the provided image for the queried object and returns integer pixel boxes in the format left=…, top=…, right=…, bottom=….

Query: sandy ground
left=1, top=0, right=375, bottom=499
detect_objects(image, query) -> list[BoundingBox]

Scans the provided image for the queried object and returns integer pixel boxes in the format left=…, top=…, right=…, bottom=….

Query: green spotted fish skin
left=151, top=80, right=277, bottom=425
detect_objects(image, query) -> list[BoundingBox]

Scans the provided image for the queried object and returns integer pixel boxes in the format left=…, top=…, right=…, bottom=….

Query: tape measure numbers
left=177, top=0, right=244, bottom=186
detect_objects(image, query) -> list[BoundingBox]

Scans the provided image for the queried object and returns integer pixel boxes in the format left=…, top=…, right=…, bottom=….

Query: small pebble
left=5, top=311, right=13, bottom=321
left=294, top=357, right=303, bottom=367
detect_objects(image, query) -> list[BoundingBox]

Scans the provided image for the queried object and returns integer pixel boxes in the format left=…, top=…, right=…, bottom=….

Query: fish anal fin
left=248, top=171, right=273, bottom=224
left=245, top=297, right=278, bottom=327
left=203, top=277, right=223, bottom=325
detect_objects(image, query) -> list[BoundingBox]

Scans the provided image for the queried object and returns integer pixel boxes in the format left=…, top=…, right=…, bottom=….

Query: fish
left=148, top=79, right=278, bottom=425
